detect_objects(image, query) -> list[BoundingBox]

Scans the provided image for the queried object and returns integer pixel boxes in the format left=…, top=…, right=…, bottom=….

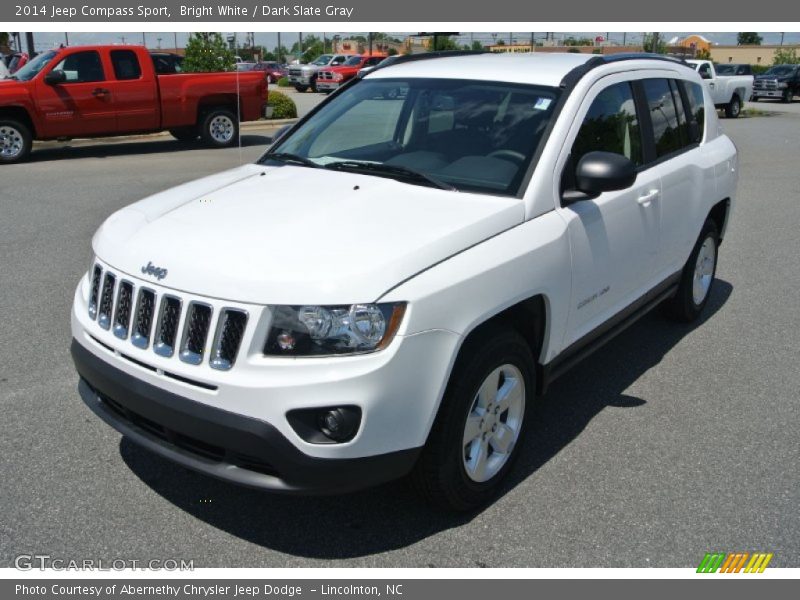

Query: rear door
left=108, top=49, right=159, bottom=133
left=34, top=49, right=116, bottom=137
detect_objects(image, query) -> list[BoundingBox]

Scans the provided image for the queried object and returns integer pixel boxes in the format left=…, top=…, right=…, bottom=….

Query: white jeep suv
left=71, top=52, right=738, bottom=510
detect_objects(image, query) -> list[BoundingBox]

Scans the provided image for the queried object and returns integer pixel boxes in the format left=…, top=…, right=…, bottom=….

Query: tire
left=168, top=127, right=199, bottom=142
left=294, top=84, right=308, bottom=93
left=664, top=219, right=719, bottom=323
left=199, top=108, right=239, bottom=148
left=724, top=94, right=742, bottom=118
left=781, top=89, right=792, bottom=103
left=309, top=76, right=318, bottom=93
left=0, top=119, right=33, bottom=164
left=751, top=96, right=759, bottom=102
left=411, top=325, right=535, bottom=511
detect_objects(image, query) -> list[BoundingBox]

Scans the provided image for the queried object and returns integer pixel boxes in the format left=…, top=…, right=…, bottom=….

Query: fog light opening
left=317, top=407, right=360, bottom=443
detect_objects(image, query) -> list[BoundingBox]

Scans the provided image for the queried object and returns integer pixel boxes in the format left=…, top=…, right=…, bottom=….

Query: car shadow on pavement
left=120, top=279, right=732, bottom=561
left=28, top=135, right=271, bottom=163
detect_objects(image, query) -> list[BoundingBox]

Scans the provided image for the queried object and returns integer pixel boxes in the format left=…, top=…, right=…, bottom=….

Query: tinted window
left=669, top=79, right=690, bottom=146
left=684, top=81, right=706, bottom=144
left=642, top=78, right=682, bottom=158
left=697, top=62, right=712, bottom=78
left=111, top=50, right=141, bottom=80
left=572, top=82, right=643, bottom=166
left=52, top=51, right=104, bottom=83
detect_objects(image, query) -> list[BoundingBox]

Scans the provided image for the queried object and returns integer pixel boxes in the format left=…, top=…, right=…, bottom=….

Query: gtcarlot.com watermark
left=15, top=554, right=194, bottom=571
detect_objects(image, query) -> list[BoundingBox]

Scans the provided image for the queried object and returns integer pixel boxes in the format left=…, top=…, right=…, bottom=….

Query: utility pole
left=64, top=32, right=69, bottom=46
left=368, top=32, right=373, bottom=55
left=25, top=32, right=35, bottom=55
left=277, top=32, right=282, bottom=62
left=142, top=33, right=146, bottom=47
left=119, top=36, right=126, bottom=45
left=173, top=32, right=178, bottom=51
left=530, top=32, right=534, bottom=52
left=780, top=32, right=785, bottom=46
left=623, top=32, right=627, bottom=46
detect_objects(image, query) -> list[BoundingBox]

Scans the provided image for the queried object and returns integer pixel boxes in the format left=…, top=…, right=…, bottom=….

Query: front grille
left=289, top=68, right=302, bottom=77
left=154, top=296, right=181, bottom=357
left=86, top=264, right=250, bottom=371
left=131, top=288, right=155, bottom=349
left=755, top=80, right=777, bottom=90
left=113, top=281, right=134, bottom=339
left=97, top=272, right=116, bottom=330
left=179, top=303, right=213, bottom=365
left=210, top=309, right=248, bottom=371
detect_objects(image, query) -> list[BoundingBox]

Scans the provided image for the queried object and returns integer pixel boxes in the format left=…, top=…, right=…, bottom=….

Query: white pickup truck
left=687, top=59, right=754, bottom=118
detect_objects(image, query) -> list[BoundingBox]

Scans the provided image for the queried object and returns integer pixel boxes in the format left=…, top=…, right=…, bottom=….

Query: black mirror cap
left=575, top=151, right=637, bottom=195
left=44, top=70, right=66, bottom=85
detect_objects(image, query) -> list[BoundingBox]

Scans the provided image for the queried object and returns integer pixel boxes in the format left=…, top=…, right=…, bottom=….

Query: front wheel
left=294, top=84, right=308, bottom=93
left=782, top=89, right=793, bottom=103
left=200, top=109, right=239, bottom=148
left=0, top=119, right=33, bottom=164
left=309, top=77, right=318, bottom=93
left=664, top=219, right=719, bottom=322
left=725, top=94, right=742, bottom=118
left=411, top=325, right=534, bottom=511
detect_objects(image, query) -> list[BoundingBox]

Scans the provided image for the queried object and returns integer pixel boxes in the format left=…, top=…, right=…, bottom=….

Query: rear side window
left=684, top=81, right=706, bottom=144
left=572, top=81, right=643, bottom=166
left=641, top=78, right=683, bottom=158
left=668, top=79, right=690, bottom=146
left=111, top=50, right=141, bottom=80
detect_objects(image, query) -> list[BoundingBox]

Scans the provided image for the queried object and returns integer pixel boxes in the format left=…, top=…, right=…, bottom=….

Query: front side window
left=51, top=51, right=105, bottom=83
left=642, top=78, right=682, bottom=158
left=266, top=78, right=561, bottom=196
left=572, top=81, right=643, bottom=167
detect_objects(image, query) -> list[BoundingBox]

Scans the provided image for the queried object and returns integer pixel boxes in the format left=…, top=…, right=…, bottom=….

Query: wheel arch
left=0, top=106, right=36, bottom=137
left=708, top=197, right=731, bottom=243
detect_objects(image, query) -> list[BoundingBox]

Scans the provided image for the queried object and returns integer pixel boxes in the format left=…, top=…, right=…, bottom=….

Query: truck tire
left=294, top=84, right=308, bottom=93
left=0, top=119, right=33, bottom=164
left=411, top=324, right=534, bottom=511
left=724, top=94, right=742, bottom=118
left=199, top=108, right=239, bottom=148
left=309, top=76, right=318, bottom=93
left=664, top=219, right=719, bottom=323
left=168, top=127, right=199, bottom=142
left=782, top=89, right=792, bottom=103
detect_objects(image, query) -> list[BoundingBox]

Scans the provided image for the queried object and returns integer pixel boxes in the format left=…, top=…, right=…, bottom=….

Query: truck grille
left=289, top=68, right=303, bottom=77
left=754, top=80, right=778, bottom=90
left=86, top=264, right=249, bottom=371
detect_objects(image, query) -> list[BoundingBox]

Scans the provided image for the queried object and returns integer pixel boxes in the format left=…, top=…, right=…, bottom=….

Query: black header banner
left=3, top=0, right=800, bottom=22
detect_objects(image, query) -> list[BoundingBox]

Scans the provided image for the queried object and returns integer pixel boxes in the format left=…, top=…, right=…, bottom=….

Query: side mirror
left=572, top=151, right=637, bottom=197
left=44, top=70, right=66, bottom=85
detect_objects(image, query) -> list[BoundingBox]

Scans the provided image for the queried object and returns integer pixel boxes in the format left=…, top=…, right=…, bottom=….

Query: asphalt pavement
left=0, top=111, right=798, bottom=568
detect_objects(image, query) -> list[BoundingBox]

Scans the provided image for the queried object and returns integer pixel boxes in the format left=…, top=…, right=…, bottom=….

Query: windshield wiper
left=325, top=161, right=457, bottom=191
left=260, top=152, right=320, bottom=168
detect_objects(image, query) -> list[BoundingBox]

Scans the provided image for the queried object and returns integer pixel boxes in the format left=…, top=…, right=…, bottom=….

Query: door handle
left=637, top=189, right=659, bottom=207
left=92, top=88, right=110, bottom=97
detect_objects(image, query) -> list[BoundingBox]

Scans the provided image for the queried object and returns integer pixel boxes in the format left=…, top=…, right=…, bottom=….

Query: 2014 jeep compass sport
left=71, top=52, right=738, bottom=511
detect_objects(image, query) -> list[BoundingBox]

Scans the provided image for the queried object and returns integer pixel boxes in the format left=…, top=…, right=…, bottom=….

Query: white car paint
left=72, top=53, right=738, bottom=477
left=687, top=59, right=754, bottom=108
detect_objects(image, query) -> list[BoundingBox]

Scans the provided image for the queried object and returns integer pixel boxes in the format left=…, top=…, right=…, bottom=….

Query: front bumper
left=289, top=74, right=312, bottom=85
left=752, top=89, right=784, bottom=98
left=316, top=81, right=340, bottom=91
left=72, top=340, right=421, bottom=493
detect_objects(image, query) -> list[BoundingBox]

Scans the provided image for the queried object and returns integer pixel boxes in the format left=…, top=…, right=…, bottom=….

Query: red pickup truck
left=316, top=54, right=387, bottom=93
left=0, top=45, right=267, bottom=163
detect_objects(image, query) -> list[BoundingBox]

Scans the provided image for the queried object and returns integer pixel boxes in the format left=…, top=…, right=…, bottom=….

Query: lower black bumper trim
left=71, top=339, right=421, bottom=494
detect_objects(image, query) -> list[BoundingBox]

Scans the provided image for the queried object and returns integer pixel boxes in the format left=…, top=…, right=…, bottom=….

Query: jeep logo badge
left=141, top=261, right=168, bottom=281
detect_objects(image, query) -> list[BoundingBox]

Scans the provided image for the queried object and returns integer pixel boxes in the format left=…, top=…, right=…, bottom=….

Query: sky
left=9, top=31, right=800, bottom=54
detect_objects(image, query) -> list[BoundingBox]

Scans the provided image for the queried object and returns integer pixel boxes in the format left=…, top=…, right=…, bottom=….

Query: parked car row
left=0, top=44, right=268, bottom=163
left=288, top=53, right=389, bottom=92
left=687, top=59, right=798, bottom=110
left=236, top=60, right=288, bottom=83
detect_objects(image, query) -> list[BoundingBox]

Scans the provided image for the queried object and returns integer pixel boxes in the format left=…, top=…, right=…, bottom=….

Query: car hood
left=93, top=163, right=524, bottom=305
left=756, top=73, right=793, bottom=82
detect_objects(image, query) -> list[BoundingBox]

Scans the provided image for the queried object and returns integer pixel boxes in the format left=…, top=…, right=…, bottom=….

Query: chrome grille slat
left=131, top=288, right=156, bottom=349
left=154, top=295, right=182, bottom=357
left=210, top=309, right=248, bottom=371
left=97, top=272, right=116, bottom=330
left=88, top=265, right=102, bottom=319
left=179, top=303, right=213, bottom=365
left=113, top=281, right=134, bottom=339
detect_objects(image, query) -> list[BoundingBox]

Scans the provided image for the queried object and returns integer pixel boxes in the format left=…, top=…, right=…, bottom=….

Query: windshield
left=765, top=66, right=796, bottom=76
left=312, top=54, right=333, bottom=66
left=344, top=55, right=364, bottom=66
left=264, top=78, right=561, bottom=196
left=10, top=50, right=57, bottom=81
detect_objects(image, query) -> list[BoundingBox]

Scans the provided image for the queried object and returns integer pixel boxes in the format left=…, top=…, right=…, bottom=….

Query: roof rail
left=359, top=50, right=491, bottom=77
left=559, top=52, right=690, bottom=89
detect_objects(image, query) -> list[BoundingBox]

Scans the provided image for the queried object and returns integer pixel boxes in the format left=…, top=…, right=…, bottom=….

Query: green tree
left=643, top=33, right=667, bottom=54
left=470, top=40, right=486, bottom=51
left=737, top=32, right=763, bottom=45
left=432, top=36, right=459, bottom=51
left=0, top=32, right=9, bottom=47
left=773, top=47, right=799, bottom=64
left=182, top=33, right=235, bottom=72
left=563, top=36, right=593, bottom=46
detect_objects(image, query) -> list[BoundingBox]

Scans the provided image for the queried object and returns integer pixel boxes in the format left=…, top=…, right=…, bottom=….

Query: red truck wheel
left=200, top=109, right=239, bottom=148
left=0, top=119, right=32, bottom=164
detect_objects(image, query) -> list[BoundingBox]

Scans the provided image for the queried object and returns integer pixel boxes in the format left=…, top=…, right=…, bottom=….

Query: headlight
left=264, top=303, right=406, bottom=356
